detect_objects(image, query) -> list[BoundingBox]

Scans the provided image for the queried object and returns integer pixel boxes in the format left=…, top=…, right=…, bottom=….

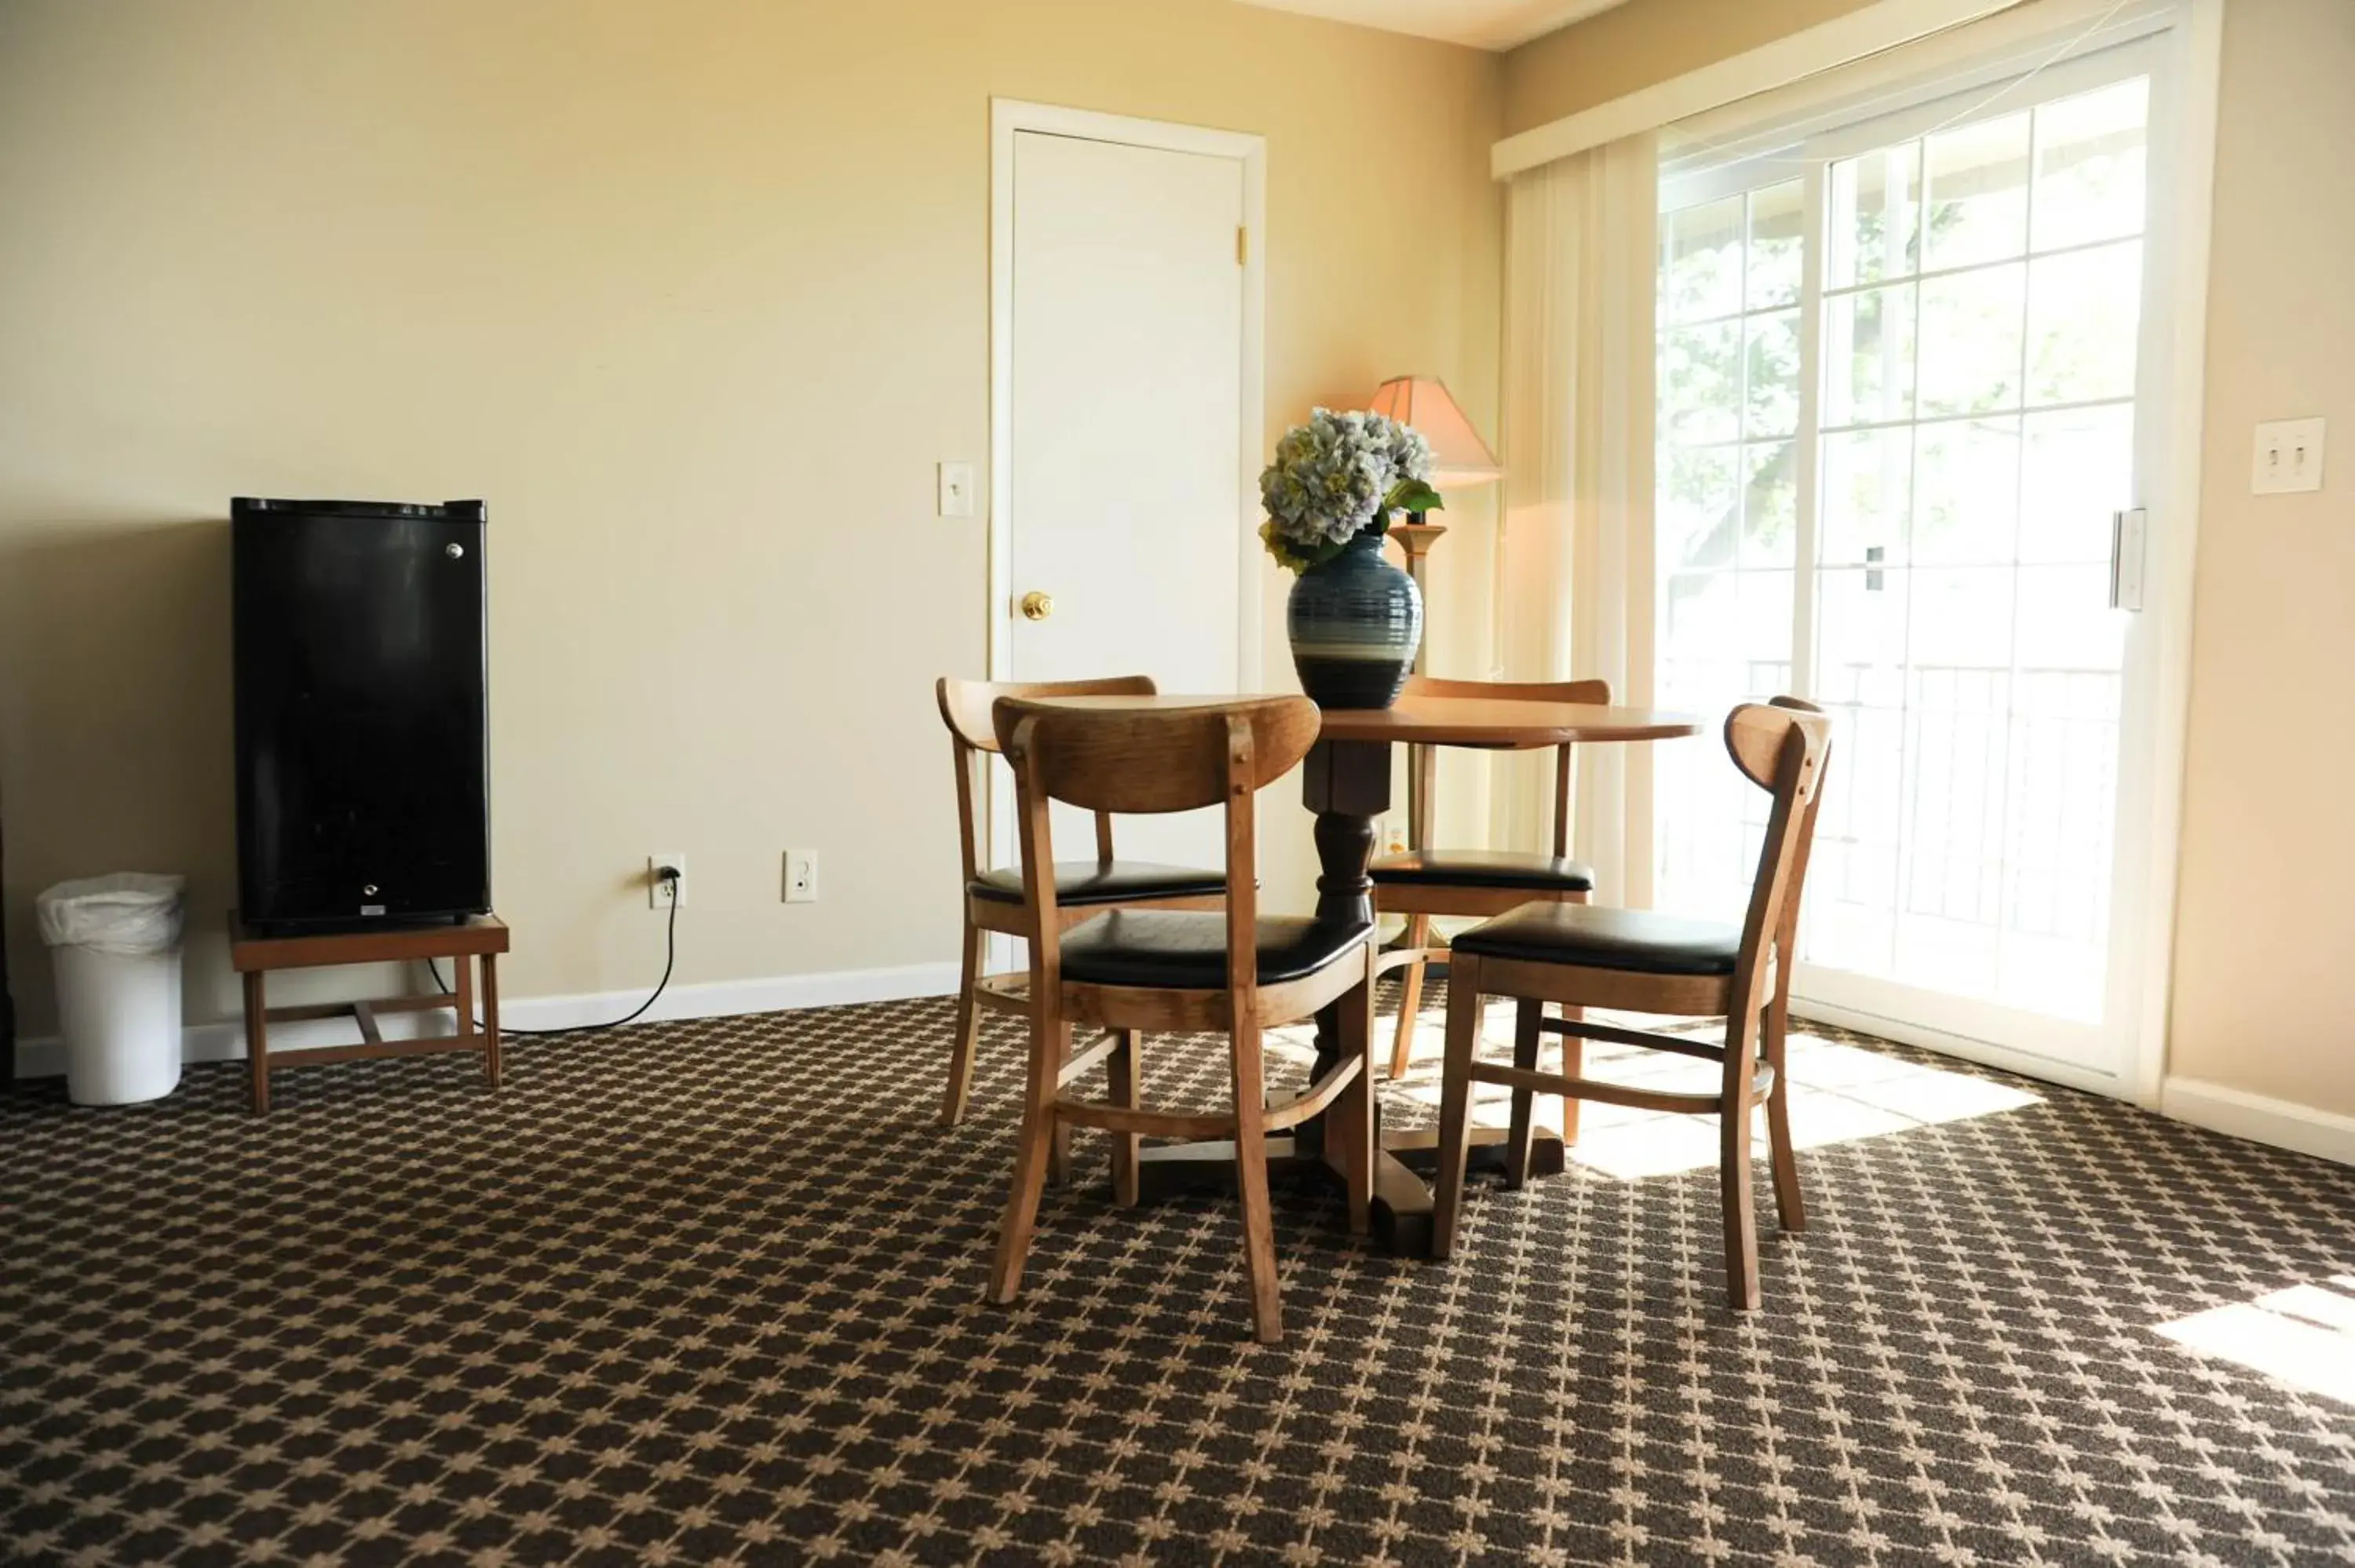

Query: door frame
left=982, top=100, right=1268, bottom=929
left=1648, top=0, right=2221, bottom=1107
left=987, top=98, right=1268, bottom=691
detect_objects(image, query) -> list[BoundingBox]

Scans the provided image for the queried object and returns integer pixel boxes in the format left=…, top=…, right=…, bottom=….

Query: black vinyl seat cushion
left=1057, top=910, right=1374, bottom=990
left=1370, top=848, right=1596, bottom=893
left=969, top=861, right=1225, bottom=907
left=1450, top=902, right=1740, bottom=976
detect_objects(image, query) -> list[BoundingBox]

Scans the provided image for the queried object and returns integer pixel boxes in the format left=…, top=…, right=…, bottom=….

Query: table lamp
left=1369, top=376, right=1504, bottom=864
left=1367, top=376, right=1502, bottom=673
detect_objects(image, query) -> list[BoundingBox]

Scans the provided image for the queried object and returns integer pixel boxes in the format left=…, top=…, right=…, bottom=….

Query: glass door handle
left=2110, top=510, right=2147, bottom=612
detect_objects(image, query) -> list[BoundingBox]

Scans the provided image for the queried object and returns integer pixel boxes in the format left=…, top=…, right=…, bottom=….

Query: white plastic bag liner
left=38, top=875, right=187, bottom=1107
left=38, top=873, right=187, bottom=956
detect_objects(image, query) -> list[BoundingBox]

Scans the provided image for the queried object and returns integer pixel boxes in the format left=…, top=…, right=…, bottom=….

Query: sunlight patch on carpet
left=2159, top=1276, right=2355, bottom=1407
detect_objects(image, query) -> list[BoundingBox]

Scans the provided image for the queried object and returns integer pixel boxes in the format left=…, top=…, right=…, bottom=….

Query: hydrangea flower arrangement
left=1258, top=408, right=1444, bottom=574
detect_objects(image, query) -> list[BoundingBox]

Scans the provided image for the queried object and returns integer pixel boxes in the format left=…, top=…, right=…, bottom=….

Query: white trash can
left=38, top=873, right=187, bottom=1107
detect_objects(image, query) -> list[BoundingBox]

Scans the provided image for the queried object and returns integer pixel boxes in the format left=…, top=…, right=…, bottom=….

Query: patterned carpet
left=5, top=988, right=2355, bottom=1566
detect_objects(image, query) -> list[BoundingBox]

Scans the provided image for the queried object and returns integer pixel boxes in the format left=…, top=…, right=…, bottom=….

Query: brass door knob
left=1020, top=590, right=1055, bottom=622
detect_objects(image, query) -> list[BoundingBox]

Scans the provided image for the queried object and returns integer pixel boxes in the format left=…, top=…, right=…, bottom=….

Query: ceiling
left=1232, top=0, right=1630, bottom=52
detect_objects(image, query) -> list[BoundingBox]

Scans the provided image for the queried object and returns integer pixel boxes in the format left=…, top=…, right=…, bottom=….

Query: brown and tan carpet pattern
left=4, top=990, right=2355, bottom=1566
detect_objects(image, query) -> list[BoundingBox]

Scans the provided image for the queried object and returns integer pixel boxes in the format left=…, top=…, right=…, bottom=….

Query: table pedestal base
left=1134, top=1125, right=1566, bottom=1256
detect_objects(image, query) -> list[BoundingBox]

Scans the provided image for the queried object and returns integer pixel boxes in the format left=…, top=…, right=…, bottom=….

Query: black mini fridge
left=232, top=498, right=490, bottom=934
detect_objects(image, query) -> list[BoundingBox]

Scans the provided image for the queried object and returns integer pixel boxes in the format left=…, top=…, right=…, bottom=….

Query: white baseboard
left=2160, top=1076, right=2355, bottom=1168
left=9, top=961, right=962, bottom=1080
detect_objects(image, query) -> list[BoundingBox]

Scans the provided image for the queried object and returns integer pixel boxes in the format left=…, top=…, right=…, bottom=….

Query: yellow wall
left=0, top=0, right=1502, bottom=1034
left=1502, top=0, right=2355, bottom=1118
left=2166, top=0, right=2355, bottom=1110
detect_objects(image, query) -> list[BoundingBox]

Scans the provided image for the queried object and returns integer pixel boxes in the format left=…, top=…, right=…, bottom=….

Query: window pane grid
left=1656, top=68, right=2150, bottom=1024
left=1823, top=392, right=2133, bottom=439
left=1820, top=227, right=2159, bottom=301
left=1658, top=179, right=1806, bottom=919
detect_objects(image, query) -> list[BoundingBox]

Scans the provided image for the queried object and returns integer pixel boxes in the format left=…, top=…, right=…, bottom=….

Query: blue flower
left=1258, top=408, right=1434, bottom=568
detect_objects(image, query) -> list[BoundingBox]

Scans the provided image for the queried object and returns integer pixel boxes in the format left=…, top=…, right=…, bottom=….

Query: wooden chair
left=936, top=676, right=1227, bottom=1130
left=984, top=695, right=1378, bottom=1344
left=1375, top=675, right=1610, bottom=1079
left=1431, top=697, right=1832, bottom=1310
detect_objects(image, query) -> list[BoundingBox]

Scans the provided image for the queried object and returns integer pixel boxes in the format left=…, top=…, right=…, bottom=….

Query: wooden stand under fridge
left=2, top=810, right=15, bottom=1087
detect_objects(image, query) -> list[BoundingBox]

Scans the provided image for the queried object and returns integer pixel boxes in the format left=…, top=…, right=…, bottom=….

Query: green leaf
left=1386, top=479, right=1446, bottom=516
left=1258, top=520, right=1346, bottom=574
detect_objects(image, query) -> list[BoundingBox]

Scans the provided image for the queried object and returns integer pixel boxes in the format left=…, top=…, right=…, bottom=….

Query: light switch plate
left=937, top=461, right=976, bottom=517
left=2252, top=418, right=2326, bottom=494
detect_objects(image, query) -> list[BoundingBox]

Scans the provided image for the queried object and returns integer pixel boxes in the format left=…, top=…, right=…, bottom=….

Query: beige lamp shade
left=1368, top=376, right=1502, bottom=490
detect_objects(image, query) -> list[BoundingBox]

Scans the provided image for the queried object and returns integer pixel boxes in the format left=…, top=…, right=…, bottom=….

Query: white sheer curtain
left=1495, top=132, right=1659, bottom=905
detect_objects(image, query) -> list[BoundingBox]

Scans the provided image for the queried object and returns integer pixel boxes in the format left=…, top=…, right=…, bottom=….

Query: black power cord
left=426, top=866, right=681, bottom=1037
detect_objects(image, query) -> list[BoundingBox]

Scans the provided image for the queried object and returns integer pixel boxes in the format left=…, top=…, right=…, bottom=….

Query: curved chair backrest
left=937, top=674, right=1158, bottom=754
left=1722, top=699, right=1834, bottom=1017
left=935, top=674, right=1159, bottom=880
left=995, top=695, right=1321, bottom=1000
left=1398, top=673, right=1613, bottom=858
left=994, top=696, right=1320, bottom=815
left=1764, top=695, right=1830, bottom=972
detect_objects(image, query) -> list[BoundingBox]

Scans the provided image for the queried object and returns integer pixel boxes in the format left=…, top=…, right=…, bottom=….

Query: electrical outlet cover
left=648, top=852, right=687, bottom=909
left=783, top=849, right=819, bottom=904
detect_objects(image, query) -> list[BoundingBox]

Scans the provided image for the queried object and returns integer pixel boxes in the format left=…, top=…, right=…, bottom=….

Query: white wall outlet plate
left=783, top=849, right=819, bottom=904
left=937, top=461, right=976, bottom=518
left=648, top=852, right=686, bottom=909
left=2253, top=418, right=2326, bottom=494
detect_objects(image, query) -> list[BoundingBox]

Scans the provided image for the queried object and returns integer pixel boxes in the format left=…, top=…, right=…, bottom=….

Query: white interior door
left=1652, top=38, right=2181, bottom=1093
left=994, top=118, right=1254, bottom=874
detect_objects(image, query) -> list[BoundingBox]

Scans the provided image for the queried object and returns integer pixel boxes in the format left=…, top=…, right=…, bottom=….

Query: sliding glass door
left=1653, top=40, right=2172, bottom=1088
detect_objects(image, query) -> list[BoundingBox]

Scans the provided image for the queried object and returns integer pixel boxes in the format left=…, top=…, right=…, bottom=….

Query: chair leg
left=941, top=917, right=987, bottom=1127
left=1046, top=1023, right=1074, bottom=1187
left=1765, top=1000, right=1806, bottom=1232
left=1557, top=890, right=1590, bottom=1147
left=1048, top=1131, right=1073, bottom=1187
left=1557, top=1008, right=1583, bottom=1147
left=987, top=1013, right=1068, bottom=1306
left=1720, top=1019, right=1762, bottom=1311
left=1107, top=1029, right=1141, bottom=1208
left=1337, top=959, right=1377, bottom=1236
left=1387, top=914, right=1432, bottom=1080
left=1431, top=954, right=1482, bottom=1260
left=1504, top=998, right=1542, bottom=1189
left=1229, top=1017, right=1283, bottom=1344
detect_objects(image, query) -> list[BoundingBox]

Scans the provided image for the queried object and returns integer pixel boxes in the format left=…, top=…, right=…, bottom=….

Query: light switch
left=2252, top=418, right=2326, bottom=494
left=937, top=461, right=976, bottom=517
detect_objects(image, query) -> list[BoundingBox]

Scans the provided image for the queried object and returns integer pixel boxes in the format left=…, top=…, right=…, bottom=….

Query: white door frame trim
left=2118, top=0, right=2222, bottom=1105
left=987, top=98, right=1269, bottom=692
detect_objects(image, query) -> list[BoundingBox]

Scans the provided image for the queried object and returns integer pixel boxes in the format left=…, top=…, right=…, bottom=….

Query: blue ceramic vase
left=1287, top=530, right=1423, bottom=709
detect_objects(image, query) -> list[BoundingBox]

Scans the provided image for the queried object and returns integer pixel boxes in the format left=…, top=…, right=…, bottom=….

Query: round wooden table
left=1034, top=691, right=1703, bottom=1253
left=1290, top=695, right=1700, bottom=1252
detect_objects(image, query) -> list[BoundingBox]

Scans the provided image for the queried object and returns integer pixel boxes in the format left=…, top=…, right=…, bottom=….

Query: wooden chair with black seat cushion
left=1375, top=675, right=1610, bottom=1080
left=985, top=694, right=1378, bottom=1345
left=1430, top=697, right=1832, bottom=1310
left=936, top=676, right=1228, bottom=1130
